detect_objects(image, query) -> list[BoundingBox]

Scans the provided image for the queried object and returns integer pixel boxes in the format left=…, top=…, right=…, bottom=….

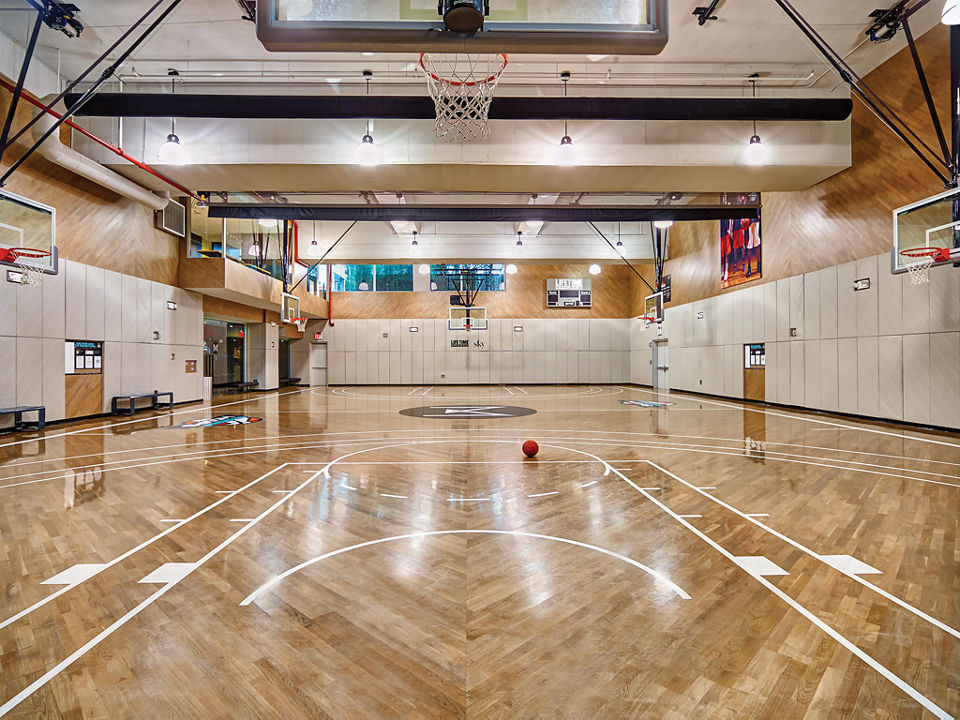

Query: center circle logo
left=399, top=405, right=537, bottom=419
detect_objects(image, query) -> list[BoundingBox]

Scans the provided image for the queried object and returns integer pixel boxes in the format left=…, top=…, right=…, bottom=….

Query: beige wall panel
left=818, top=265, right=838, bottom=339
left=877, top=258, right=903, bottom=337
left=41, top=337, right=65, bottom=422
left=103, top=270, right=122, bottom=342
left=837, top=338, right=858, bottom=415
left=16, top=336, right=42, bottom=407
left=855, top=256, right=879, bottom=338
left=902, top=333, right=930, bottom=425
left=928, top=332, right=960, bottom=428
left=0, top=336, right=15, bottom=408
left=120, top=274, right=138, bottom=343
left=776, top=280, right=790, bottom=342
left=901, top=271, right=931, bottom=336
left=819, top=338, right=839, bottom=413
left=803, top=272, right=819, bottom=340
left=63, top=259, right=85, bottom=340
left=41, top=266, right=65, bottom=339
left=837, top=261, right=857, bottom=339
left=877, top=335, right=903, bottom=422
left=101, top=341, right=121, bottom=413
left=789, top=341, right=804, bottom=406
left=85, top=266, right=105, bottom=342
left=804, top=340, right=820, bottom=409
left=928, top=265, right=960, bottom=333
left=856, top=336, right=879, bottom=418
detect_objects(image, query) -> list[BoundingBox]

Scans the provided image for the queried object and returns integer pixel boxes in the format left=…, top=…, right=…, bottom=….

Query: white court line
left=229, top=518, right=256, bottom=523
left=407, top=387, right=423, bottom=396
left=448, top=497, right=491, bottom=502
left=502, top=385, right=515, bottom=396
left=619, top=385, right=960, bottom=450
left=581, top=480, right=598, bottom=488
left=527, top=491, right=559, bottom=498
left=746, top=513, right=770, bottom=518
left=240, top=529, right=691, bottom=607
left=0, top=469, right=325, bottom=717
left=422, top=386, right=433, bottom=396
left=0, top=388, right=312, bottom=450
left=0, top=464, right=288, bottom=633
left=548, top=447, right=952, bottom=719
left=379, top=493, right=408, bottom=499
left=645, top=460, right=960, bottom=642
left=514, top=386, right=529, bottom=395
left=677, top=514, right=702, bottom=519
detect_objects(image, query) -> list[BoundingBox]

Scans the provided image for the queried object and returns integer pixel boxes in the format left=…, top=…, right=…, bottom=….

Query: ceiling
left=0, top=0, right=942, bottom=91
left=0, top=0, right=946, bottom=265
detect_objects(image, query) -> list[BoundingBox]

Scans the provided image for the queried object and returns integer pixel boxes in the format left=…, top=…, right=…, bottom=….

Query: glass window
left=332, top=264, right=374, bottom=292
left=375, top=264, right=414, bottom=291
left=430, top=264, right=505, bottom=292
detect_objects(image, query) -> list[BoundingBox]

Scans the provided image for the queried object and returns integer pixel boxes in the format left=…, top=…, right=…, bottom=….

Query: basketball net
left=901, top=247, right=949, bottom=286
left=6, top=248, right=50, bottom=287
left=420, top=53, right=507, bottom=144
left=291, top=317, right=308, bottom=332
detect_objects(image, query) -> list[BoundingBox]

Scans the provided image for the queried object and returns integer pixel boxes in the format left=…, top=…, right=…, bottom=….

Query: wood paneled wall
left=0, top=84, right=180, bottom=285
left=332, top=264, right=650, bottom=319
left=659, top=24, right=952, bottom=309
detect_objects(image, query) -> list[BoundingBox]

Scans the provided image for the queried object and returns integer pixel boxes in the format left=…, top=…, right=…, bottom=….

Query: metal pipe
left=0, top=0, right=184, bottom=187
left=0, top=4, right=43, bottom=167
left=0, top=77, right=199, bottom=201
left=772, top=0, right=951, bottom=186
left=1, top=0, right=169, bottom=153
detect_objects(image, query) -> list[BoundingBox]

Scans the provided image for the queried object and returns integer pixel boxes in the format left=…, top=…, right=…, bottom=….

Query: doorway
left=204, top=318, right=246, bottom=387
left=743, top=343, right=765, bottom=402
left=652, top=340, right=669, bottom=390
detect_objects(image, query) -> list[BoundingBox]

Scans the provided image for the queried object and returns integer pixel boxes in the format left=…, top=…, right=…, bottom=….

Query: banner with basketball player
left=720, top=217, right=761, bottom=288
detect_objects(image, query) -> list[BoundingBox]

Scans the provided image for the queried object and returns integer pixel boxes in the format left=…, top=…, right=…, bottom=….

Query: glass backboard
left=0, top=189, right=57, bottom=274
left=892, top=187, right=960, bottom=274
left=258, top=0, right=668, bottom=54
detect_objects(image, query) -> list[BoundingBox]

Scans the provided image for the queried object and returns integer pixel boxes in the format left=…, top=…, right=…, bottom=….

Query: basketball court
left=0, top=0, right=958, bottom=717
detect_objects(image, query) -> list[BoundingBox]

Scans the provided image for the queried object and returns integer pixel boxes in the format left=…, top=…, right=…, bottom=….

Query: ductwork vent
left=157, top=198, right=186, bottom=237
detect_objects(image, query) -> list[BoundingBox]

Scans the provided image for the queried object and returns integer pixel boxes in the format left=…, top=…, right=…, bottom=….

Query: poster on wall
left=721, top=216, right=761, bottom=289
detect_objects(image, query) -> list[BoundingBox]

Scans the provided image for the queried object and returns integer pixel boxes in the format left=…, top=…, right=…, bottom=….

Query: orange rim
left=419, top=53, right=507, bottom=87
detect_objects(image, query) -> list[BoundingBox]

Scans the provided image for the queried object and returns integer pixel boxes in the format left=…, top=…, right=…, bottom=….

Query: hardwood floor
left=0, top=385, right=957, bottom=718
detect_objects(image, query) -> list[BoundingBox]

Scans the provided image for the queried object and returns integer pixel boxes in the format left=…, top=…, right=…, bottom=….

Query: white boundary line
left=240, top=529, right=691, bottom=606
left=618, top=385, right=960, bottom=450
left=0, top=468, right=324, bottom=717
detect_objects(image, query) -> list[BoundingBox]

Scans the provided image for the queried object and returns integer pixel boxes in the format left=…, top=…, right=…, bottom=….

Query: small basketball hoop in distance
left=900, top=247, right=949, bottom=285
left=1, top=248, right=51, bottom=287
left=420, top=53, right=507, bottom=144
left=290, top=317, right=308, bottom=333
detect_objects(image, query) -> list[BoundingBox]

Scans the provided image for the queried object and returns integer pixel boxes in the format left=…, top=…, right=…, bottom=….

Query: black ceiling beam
left=205, top=204, right=760, bottom=223
left=65, top=93, right=852, bottom=122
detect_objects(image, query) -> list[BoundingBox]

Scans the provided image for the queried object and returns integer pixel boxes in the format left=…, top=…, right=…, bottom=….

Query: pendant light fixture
left=745, top=74, right=769, bottom=166
left=355, top=69, right=381, bottom=166
left=943, top=0, right=960, bottom=23
left=410, top=230, right=422, bottom=257
left=157, top=69, right=185, bottom=165
left=556, top=71, right=576, bottom=165
left=514, top=230, right=524, bottom=257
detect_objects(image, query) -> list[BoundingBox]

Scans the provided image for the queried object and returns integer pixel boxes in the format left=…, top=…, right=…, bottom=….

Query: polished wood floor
left=0, top=384, right=957, bottom=718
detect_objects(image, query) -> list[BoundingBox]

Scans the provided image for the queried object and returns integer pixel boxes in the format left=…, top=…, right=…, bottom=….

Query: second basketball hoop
left=420, top=52, right=507, bottom=144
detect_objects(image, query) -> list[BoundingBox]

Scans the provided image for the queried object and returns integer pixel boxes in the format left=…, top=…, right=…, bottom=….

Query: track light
left=514, top=231, right=524, bottom=257
left=944, top=0, right=960, bottom=23
left=653, top=220, right=674, bottom=229
left=418, top=263, right=430, bottom=275
left=589, top=264, right=602, bottom=275
left=505, top=263, right=518, bottom=275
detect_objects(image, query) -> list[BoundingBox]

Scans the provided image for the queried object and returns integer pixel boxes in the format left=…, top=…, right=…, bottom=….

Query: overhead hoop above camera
left=440, top=0, right=489, bottom=34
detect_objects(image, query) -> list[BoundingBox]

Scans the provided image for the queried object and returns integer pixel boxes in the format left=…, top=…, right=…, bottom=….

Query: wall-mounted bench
left=225, top=380, right=259, bottom=393
left=0, top=405, right=46, bottom=432
left=111, top=392, right=174, bottom=416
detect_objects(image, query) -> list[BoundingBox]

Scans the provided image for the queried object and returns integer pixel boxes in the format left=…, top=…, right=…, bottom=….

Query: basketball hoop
left=464, top=321, right=472, bottom=332
left=1, top=248, right=50, bottom=287
left=900, top=247, right=949, bottom=285
left=637, top=316, right=657, bottom=328
left=419, top=53, right=507, bottom=143
left=290, top=317, right=307, bottom=332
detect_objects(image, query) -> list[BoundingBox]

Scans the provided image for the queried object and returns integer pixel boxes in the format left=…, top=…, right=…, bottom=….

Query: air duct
left=31, top=95, right=168, bottom=211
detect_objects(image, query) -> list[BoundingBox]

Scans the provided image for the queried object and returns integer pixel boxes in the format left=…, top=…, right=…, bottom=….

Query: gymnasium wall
left=630, top=250, right=960, bottom=429
left=661, top=23, right=952, bottom=308
left=0, top=258, right=204, bottom=426
left=0, top=88, right=182, bottom=286
left=323, top=318, right=630, bottom=385
left=331, top=264, right=640, bottom=319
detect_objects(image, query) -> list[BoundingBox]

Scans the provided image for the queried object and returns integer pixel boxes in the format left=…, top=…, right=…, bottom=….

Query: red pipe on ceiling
left=0, top=77, right=200, bottom=201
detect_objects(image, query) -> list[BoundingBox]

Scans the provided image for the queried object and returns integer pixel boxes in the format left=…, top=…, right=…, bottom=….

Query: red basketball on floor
left=522, top=440, right=539, bottom=457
